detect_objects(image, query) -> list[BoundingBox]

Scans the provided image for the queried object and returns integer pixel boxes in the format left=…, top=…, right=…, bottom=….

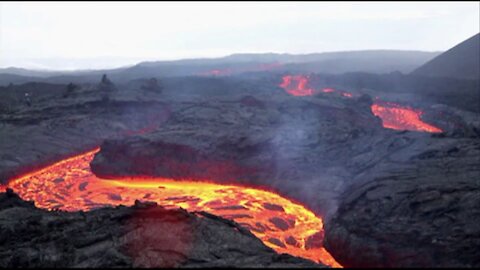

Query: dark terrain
left=0, top=34, right=479, bottom=267
left=0, top=50, right=439, bottom=86
left=412, top=33, right=479, bottom=80
left=0, top=189, right=322, bottom=268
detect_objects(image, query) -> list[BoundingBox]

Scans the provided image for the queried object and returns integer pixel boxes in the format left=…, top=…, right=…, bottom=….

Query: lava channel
left=5, top=148, right=341, bottom=268
left=371, top=101, right=442, bottom=133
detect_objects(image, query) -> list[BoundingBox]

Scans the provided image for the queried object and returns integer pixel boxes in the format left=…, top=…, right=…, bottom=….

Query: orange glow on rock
left=371, top=102, right=442, bottom=133
left=6, top=149, right=341, bottom=268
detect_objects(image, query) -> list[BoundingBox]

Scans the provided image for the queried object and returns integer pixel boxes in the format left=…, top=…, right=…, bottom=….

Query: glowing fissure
left=6, top=149, right=341, bottom=268
left=279, top=75, right=442, bottom=133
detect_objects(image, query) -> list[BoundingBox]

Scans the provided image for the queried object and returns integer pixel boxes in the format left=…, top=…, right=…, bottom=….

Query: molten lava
left=6, top=149, right=340, bottom=268
left=279, top=75, right=354, bottom=98
left=371, top=102, right=442, bottom=133
left=279, top=75, right=441, bottom=133
left=279, top=75, right=316, bottom=96
left=322, top=88, right=335, bottom=93
left=199, top=68, right=233, bottom=76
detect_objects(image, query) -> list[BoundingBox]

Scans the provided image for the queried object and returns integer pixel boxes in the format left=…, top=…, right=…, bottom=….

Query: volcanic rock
left=0, top=189, right=325, bottom=268
left=1, top=71, right=479, bottom=268
left=323, top=135, right=480, bottom=267
left=90, top=93, right=386, bottom=218
left=412, top=33, right=480, bottom=80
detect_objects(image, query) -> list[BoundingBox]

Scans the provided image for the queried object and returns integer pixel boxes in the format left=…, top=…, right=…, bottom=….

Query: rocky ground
left=0, top=74, right=479, bottom=267
left=0, top=188, right=323, bottom=268
left=323, top=133, right=480, bottom=267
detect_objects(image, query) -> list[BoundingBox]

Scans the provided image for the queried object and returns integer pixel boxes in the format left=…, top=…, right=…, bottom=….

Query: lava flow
left=279, top=75, right=316, bottom=96
left=5, top=149, right=341, bottom=268
left=279, top=75, right=441, bottom=133
left=371, top=101, right=442, bottom=133
left=279, top=75, right=354, bottom=98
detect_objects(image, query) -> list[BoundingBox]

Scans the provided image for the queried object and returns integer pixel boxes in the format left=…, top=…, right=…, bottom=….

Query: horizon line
left=0, top=48, right=443, bottom=73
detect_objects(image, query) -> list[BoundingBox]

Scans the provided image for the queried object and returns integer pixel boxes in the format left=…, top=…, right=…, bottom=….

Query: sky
left=0, top=1, right=479, bottom=70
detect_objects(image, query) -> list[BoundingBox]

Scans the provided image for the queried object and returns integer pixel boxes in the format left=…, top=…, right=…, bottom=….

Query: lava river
left=279, top=75, right=442, bottom=133
left=4, top=148, right=341, bottom=268
left=371, top=101, right=442, bottom=133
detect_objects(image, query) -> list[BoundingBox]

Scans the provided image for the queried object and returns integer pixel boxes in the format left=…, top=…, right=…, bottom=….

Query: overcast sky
left=0, top=1, right=479, bottom=70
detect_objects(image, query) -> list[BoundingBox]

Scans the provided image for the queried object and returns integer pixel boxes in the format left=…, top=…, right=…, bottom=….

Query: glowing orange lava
left=5, top=149, right=341, bottom=268
left=371, top=102, right=442, bottom=133
left=279, top=75, right=354, bottom=98
left=279, top=75, right=316, bottom=96
left=279, top=75, right=440, bottom=133
left=322, top=88, right=335, bottom=93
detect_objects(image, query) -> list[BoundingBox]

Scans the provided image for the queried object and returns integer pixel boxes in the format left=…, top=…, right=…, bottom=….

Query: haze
left=0, top=1, right=478, bottom=70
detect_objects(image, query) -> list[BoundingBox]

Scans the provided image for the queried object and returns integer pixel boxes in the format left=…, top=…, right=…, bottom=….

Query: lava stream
left=279, top=75, right=353, bottom=98
left=5, top=148, right=341, bottom=268
left=279, top=75, right=442, bottom=133
left=279, top=75, right=316, bottom=96
left=371, top=102, right=442, bottom=133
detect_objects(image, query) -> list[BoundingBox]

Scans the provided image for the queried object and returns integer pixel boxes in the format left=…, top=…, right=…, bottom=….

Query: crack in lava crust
left=6, top=148, right=341, bottom=268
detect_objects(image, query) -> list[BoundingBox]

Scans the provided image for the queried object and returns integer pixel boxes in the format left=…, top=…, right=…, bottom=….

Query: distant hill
left=0, top=67, right=60, bottom=78
left=135, top=50, right=440, bottom=71
left=0, top=73, right=41, bottom=85
left=228, top=50, right=440, bottom=64
left=283, top=50, right=440, bottom=74
left=124, top=50, right=440, bottom=80
left=412, top=33, right=480, bottom=80
left=0, top=50, right=440, bottom=86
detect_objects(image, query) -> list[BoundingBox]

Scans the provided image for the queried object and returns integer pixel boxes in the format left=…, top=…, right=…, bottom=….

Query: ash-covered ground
left=0, top=71, right=479, bottom=267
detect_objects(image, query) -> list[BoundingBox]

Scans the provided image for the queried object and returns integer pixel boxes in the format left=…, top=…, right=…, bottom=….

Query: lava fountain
left=371, top=101, right=442, bottom=133
left=5, top=148, right=341, bottom=268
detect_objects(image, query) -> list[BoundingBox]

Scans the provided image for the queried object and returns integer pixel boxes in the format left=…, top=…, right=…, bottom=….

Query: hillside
left=412, top=33, right=480, bottom=80
left=0, top=50, right=440, bottom=86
